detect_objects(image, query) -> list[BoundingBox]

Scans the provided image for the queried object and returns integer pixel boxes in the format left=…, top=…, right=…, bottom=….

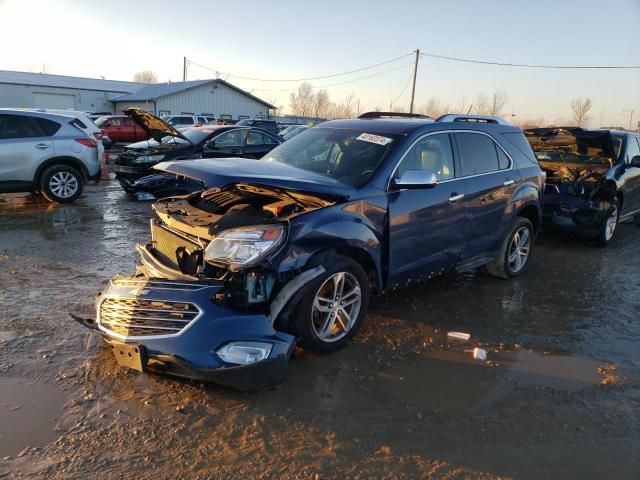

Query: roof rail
left=436, top=114, right=510, bottom=125
left=358, top=111, right=431, bottom=120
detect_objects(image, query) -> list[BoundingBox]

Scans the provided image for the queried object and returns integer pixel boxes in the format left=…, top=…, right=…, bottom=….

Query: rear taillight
left=93, top=131, right=103, bottom=141
left=75, top=138, right=97, bottom=148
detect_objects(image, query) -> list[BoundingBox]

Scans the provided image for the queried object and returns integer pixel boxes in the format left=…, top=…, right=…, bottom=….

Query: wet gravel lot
left=1, top=182, right=639, bottom=479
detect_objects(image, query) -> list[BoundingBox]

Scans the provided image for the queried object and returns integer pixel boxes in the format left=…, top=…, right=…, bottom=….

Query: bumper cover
left=82, top=276, right=296, bottom=390
left=542, top=188, right=612, bottom=237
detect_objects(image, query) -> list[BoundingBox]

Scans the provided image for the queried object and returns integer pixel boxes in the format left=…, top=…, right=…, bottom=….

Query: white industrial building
left=0, top=70, right=275, bottom=120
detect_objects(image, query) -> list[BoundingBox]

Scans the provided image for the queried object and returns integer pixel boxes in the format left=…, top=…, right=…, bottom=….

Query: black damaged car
left=526, top=127, right=640, bottom=244
left=113, top=108, right=282, bottom=196
left=76, top=113, right=544, bottom=389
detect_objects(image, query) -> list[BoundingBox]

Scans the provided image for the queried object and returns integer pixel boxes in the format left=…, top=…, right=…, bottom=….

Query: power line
left=235, top=62, right=416, bottom=93
left=421, top=52, right=640, bottom=69
left=187, top=52, right=414, bottom=83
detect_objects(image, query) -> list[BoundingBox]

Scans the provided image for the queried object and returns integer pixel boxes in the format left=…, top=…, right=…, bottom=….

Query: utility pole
left=409, top=49, right=420, bottom=114
left=623, top=109, right=635, bottom=130
left=183, top=57, right=187, bottom=82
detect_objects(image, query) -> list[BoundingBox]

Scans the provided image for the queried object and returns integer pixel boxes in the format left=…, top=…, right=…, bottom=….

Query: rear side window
left=213, top=129, right=245, bottom=147
left=246, top=131, right=278, bottom=145
left=456, top=132, right=504, bottom=176
left=34, top=117, right=61, bottom=136
left=501, top=132, right=538, bottom=164
left=0, top=114, right=42, bottom=139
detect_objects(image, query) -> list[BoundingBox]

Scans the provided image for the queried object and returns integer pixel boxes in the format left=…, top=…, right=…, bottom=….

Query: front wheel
left=487, top=217, right=534, bottom=280
left=289, top=256, right=370, bottom=353
left=596, top=200, right=619, bottom=246
left=40, top=165, right=83, bottom=203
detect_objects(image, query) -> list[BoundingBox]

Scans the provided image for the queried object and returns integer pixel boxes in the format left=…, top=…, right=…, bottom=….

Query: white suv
left=160, top=115, right=216, bottom=127
left=0, top=109, right=101, bottom=203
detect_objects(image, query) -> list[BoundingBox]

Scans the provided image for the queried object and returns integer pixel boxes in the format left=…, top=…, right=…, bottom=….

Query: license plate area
left=110, top=342, right=147, bottom=372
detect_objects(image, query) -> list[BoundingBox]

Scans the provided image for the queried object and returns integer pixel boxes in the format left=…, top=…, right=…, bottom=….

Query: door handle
left=503, top=179, right=515, bottom=186
left=448, top=193, right=465, bottom=203
left=35, top=143, right=50, bottom=149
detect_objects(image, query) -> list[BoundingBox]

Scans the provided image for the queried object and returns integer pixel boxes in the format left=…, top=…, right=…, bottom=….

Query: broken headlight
left=204, top=224, right=284, bottom=270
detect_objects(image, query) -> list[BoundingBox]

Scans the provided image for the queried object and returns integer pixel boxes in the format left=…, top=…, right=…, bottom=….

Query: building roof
left=112, top=78, right=276, bottom=109
left=0, top=70, right=143, bottom=93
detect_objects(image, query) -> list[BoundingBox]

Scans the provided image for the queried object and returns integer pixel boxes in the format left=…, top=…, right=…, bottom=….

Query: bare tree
left=289, top=82, right=315, bottom=116
left=489, top=90, right=508, bottom=116
left=454, top=95, right=470, bottom=114
left=133, top=70, right=158, bottom=83
left=475, top=93, right=490, bottom=115
left=329, top=93, right=357, bottom=119
left=313, top=89, right=331, bottom=118
left=571, top=98, right=592, bottom=126
left=422, top=97, right=450, bottom=118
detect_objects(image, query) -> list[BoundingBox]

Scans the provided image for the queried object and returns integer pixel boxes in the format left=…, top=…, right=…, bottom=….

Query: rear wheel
left=487, top=217, right=534, bottom=280
left=289, top=256, right=370, bottom=353
left=596, top=200, right=619, bottom=246
left=40, top=165, right=83, bottom=203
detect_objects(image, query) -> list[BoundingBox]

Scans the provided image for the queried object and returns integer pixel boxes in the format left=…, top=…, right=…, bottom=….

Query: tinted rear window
left=456, top=132, right=501, bottom=176
left=502, top=132, right=538, bottom=164
left=34, top=117, right=61, bottom=136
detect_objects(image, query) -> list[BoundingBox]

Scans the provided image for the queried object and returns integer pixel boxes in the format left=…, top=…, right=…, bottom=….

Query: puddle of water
left=375, top=349, right=603, bottom=414
left=0, top=377, right=67, bottom=457
left=0, top=331, right=17, bottom=343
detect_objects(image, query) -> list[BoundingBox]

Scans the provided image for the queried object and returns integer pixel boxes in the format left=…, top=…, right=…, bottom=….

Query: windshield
left=235, top=119, right=253, bottom=126
left=159, top=128, right=211, bottom=145
left=534, top=150, right=612, bottom=165
left=262, top=127, right=400, bottom=188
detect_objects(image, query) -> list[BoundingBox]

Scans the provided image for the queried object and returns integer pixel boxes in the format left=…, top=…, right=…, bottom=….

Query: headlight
left=134, top=154, right=165, bottom=164
left=216, top=341, right=272, bottom=365
left=204, top=224, right=284, bottom=270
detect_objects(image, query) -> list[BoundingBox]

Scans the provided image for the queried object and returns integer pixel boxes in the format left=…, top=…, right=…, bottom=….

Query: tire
left=288, top=256, right=370, bottom=353
left=40, top=165, right=83, bottom=203
left=596, top=199, right=620, bottom=246
left=487, top=217, right=535, bottom=280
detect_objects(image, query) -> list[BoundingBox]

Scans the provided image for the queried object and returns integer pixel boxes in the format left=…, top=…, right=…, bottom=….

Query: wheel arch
left=34, top=157, right=89, bottom=185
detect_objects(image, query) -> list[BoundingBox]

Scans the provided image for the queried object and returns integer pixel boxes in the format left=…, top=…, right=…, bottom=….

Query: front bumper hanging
left=74, top=276, right=296, bottom=390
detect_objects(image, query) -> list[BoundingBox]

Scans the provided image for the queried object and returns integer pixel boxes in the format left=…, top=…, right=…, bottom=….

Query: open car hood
left=153, top=158, right=356, bottom=199
left=124, top=107, right=191, bottom=144
left=524, top=127, right=616, bottom=161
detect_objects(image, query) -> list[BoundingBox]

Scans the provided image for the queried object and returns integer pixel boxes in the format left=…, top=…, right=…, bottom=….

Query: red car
left=95, top=115, right=149, bottom=143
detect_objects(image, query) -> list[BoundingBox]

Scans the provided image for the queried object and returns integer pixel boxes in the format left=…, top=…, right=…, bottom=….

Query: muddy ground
left=0, top=182, right=639, bottom=479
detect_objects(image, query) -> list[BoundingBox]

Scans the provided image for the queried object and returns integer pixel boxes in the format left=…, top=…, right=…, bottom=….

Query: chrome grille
left=99, top=297, right=200, bottom=338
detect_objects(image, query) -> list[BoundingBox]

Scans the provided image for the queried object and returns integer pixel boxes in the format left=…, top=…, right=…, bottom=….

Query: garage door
left=33, top=92, right=75, bottom=109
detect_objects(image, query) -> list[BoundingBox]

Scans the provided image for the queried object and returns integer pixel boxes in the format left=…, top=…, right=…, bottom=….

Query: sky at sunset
left=1, top=0, right=638, bottom=126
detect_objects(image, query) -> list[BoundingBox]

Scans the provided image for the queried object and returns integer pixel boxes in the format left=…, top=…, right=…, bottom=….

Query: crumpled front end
left=541, top=162, right=615, bottom=236
left=91, top=277, right=296, bottom=390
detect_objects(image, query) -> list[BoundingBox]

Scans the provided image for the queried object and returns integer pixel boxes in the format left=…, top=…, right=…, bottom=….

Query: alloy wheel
left=49, top=172, right=79, bottom=199
left=508, top=226, right=531, bottom=273
left=604, top=206, right=618, bottom=241
left=311, top=272, right=362, bottom=343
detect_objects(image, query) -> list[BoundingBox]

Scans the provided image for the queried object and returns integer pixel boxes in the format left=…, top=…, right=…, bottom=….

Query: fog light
left=216, top=341, right=272, bottom=365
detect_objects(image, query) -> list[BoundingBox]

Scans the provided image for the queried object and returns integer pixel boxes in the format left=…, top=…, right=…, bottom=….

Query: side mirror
left=204, top=140, right=215, bottom=150
left=629, top=155, right=640, bottom=168
left=392, top=169, right=438, bottom=189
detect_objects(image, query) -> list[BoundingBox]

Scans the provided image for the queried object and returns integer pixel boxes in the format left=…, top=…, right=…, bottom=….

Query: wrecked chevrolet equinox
left=77, top=112, right=544, bottom=389
left=525, top=127, right=640, bottom=245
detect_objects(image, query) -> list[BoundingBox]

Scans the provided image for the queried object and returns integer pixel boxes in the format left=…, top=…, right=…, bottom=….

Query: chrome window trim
left=387, top=129, right=514, bottom=191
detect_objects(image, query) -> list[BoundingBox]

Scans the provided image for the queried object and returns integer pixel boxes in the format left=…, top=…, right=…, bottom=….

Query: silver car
left=0, top=109, right=101, bottom=203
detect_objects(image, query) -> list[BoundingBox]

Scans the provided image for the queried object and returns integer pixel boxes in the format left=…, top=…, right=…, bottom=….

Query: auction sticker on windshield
left=356, top=133, right=393, bottom=146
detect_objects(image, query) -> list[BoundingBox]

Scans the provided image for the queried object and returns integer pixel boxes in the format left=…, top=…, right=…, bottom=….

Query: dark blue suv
left=78, top=112, right=544, bottom=389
